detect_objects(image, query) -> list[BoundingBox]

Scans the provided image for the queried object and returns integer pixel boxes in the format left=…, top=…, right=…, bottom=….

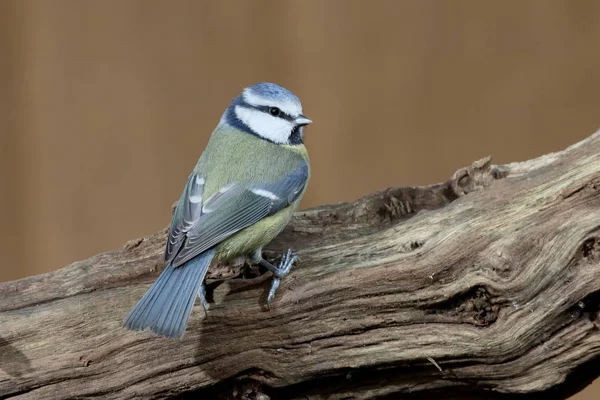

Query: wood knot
left=426, top=285, right=500, bottom=326
left=79, top=355, right=93, bottom=367
left=460, top=286, right=499, bottom=326
left=581, top=238, right=600, bottom=262
left=410, top=240, right=423, bottom=250
left=451, top=156, right=504, bottom=196
left=568, top=289, right=600, bottom=329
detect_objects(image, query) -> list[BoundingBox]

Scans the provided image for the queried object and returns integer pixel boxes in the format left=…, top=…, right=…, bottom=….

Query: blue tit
left=124, top=82, right=312, bottom=338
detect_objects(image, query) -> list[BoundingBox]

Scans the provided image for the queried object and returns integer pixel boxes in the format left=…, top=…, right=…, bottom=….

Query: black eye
left=268, top=107, right=281, bottom=117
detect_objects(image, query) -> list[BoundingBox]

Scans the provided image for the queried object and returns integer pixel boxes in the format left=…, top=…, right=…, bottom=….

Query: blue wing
left=165, top=161, right=308, bottom=267
left=164, top=173, right=206, bottom=263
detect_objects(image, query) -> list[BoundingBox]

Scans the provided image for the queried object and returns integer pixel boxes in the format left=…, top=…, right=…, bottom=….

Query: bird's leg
left=252, top=248, right=299, bottom=310
left=197, top=283, right=209, bottom=317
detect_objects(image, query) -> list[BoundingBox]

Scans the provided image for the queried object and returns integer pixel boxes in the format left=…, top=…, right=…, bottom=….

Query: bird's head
left=221, top=82, right=312, bottom=145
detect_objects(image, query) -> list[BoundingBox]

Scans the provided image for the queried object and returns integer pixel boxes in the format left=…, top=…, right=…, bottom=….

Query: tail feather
left=124, top=248, right=215, bottom=338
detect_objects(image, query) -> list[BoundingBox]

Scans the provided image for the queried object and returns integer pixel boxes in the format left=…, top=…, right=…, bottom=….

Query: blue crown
left=246, top=82, right=300, bottom=105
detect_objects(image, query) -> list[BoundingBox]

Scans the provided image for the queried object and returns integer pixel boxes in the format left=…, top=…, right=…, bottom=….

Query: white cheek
left=234, top=106, right=293, bottom=144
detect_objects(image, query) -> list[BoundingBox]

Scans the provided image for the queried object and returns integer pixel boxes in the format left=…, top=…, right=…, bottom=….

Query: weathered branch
left=2, top=131, right=600, bottom=399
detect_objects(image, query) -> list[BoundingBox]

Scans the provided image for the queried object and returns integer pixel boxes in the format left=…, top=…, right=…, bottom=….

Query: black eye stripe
left=254, top=105, right=295, bottom=122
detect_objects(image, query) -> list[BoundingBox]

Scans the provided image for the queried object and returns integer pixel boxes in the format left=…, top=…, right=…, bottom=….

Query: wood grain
left=2, top=131, right=600, bottom=399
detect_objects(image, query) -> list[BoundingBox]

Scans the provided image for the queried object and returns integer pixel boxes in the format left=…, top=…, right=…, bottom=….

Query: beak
left=294, top=115, right=312, bottom=127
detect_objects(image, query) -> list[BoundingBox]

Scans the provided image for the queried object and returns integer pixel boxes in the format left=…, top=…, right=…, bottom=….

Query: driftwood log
left=2, top=131, right=600, bottom=400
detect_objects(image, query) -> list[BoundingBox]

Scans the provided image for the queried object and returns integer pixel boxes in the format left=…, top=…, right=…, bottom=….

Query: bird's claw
left=267, top=249, right=299, bottom=310
left=198, top=283, right=209, bottom=317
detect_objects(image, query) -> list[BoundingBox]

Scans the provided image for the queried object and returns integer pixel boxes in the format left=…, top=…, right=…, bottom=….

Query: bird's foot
left=266, top=249, right=299, bottom=310
left=198, top=283, right=209, bottom=317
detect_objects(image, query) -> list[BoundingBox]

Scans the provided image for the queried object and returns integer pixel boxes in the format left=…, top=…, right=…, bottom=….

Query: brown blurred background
left=1, top=0, right=599, bottom=397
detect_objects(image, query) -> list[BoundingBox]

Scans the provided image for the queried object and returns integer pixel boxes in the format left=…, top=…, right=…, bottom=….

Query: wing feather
left=165, top=173, right=205, bottom=263
left=167, top=161, right=309, bottom=267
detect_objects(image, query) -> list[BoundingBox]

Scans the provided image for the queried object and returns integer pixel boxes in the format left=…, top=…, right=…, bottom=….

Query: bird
left=124, top=82, right=312, bottom=338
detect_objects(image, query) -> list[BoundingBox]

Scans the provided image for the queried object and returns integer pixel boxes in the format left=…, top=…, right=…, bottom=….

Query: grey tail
left=124, top=248, right=216, bottom=338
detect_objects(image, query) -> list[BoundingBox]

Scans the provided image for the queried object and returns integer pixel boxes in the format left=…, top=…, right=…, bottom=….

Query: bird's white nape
left=243, top=89, right=302, bottom=118
left=234, top=106, right=295, bottom=144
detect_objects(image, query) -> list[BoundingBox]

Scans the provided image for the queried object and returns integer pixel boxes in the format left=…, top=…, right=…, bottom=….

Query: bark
left=2, top=131, right=600, bottom=400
